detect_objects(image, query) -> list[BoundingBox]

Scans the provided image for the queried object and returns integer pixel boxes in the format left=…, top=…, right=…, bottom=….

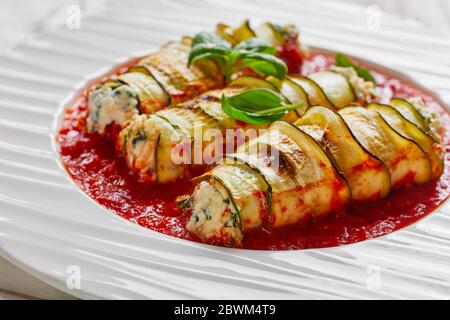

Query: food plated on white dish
left=57, top=20, right=449, bottom=251
left=1, top=0, right=450, bottom=299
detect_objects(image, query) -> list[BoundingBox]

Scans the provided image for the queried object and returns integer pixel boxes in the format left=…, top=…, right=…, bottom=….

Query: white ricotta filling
left=87, top=84, right=139, bottom=134
left=186, top=181, right=243, bottom=246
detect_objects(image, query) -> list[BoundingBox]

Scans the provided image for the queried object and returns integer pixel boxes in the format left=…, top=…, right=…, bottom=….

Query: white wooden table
left=0, top=0, right=448, bottom=300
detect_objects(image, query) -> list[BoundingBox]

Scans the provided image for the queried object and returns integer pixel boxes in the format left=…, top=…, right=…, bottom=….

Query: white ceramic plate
left=1, top=0, right=449, bottom=299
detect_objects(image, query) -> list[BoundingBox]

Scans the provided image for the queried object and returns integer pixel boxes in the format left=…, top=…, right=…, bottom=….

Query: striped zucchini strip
left=137, top=38, right=223, bottom=104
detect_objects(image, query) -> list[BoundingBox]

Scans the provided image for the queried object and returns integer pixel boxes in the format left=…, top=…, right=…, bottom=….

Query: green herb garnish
left=188, top=32, right=287, bottom=83
left=336, top=53, right=376, bottom=84
left=221, top=88, right=303, bottom=124
left=132, top=131, right=147, bottom=147
left=201, top=208, right=212, bottom=220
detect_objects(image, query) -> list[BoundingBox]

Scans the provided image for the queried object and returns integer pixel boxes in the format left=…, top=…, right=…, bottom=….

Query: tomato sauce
left=57, top=53, right=450, bottom=250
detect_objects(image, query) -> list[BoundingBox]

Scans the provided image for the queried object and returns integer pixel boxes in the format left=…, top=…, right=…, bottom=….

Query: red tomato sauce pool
left=57, top=53, right=450, bottom=250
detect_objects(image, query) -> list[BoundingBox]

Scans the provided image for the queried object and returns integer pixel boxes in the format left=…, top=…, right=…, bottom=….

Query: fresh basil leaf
left=247, top=102, right=304, bottom=116
left=221, top=95, right=284, bottom=124
left=353, top=66, right=376, bottom=84
left=227, top=50, right=242, bottom=65
left=191, top=31, right=230, bottom=49
left=188, top=32, right=231, bottom=66
left=188, top=31, right=288, bottom=83
left=335, top=53, right=352, bottom=68
left=188, top=44, right=229, bottom=65
left=241, top=59, right=280, bottom=78
left=228, top=88, right=282, bottom=111
left=241, top=52, right=287, bottom=79
left=336, top=53, right=376, bottom=84
left=221, top=89, right=304, bottom=124
left=234, top=38, right=276, bottom=54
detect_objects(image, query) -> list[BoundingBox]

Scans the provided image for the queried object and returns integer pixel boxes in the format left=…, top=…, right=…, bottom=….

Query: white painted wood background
left=0, top=0, right=449, bottom=300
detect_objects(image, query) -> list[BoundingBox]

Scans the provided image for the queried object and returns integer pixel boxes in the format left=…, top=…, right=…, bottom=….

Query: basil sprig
left=336, top=53, right=376, bottom=84
left=188, top=32, right=287, bottom=83
left=221, top=88, right=303, bottom=124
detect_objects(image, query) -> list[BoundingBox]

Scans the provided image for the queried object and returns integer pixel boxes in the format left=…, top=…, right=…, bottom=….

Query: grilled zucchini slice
left=390, top=98, right=427, bottom=132
left=289, top=75, right=334, bottom=109
left=118, top=114, right=187, bottom=184
left=232, top=121, right=349, bottom=227
left=231, top=135, right=302, bottom=228
left=118, top=67, right=170, bottom=113
left=209, top=163, right=268, bottom=231
left=368, top=103, right=444, bottom=180
left=216, top=23, right=237, bottom=44
left=339, top=106, right=432, bottom=188
left=157, top=107, right=220, bottom=165
left=266, top=76, right=310, bottom=117
left=176, top=87, right=244, bottom=129
left=216, top=20, right=256, bottom=46
left=229, top=75, right=278, bottom=90
left=331, top=66, right=374, bottom=103
left=138, top=41, right=223, bottom=103
left=390, top=98, right=441, bottom=142
left=267, top=121, right=350, bottom=223
left=296, top=106, right=390, bottom=202
left=407, top=97, right=442, bottom=142
left=309, top=71, right=355, bottom=108
left=231, top=20, right=257, bottom=43
left=157, top=107, right=219, bottom=139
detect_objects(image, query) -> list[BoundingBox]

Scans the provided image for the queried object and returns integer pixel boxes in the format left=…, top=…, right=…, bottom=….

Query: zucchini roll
left=296, top=106, right=391, bottom=202
left=185, top=99, right=443, bottom=246
left=87, top=80, right=140, bottom=135
left=118, top=69, right=368, bottom=184
left=186, top=120, right=351, bottom=246
left=118, top=114, right=187, bottom=184
left=339, top=106, right=433, bottom=188
left=367, top=102, right=444, bottom=180
left=87, top=38, right=223, bottom=135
